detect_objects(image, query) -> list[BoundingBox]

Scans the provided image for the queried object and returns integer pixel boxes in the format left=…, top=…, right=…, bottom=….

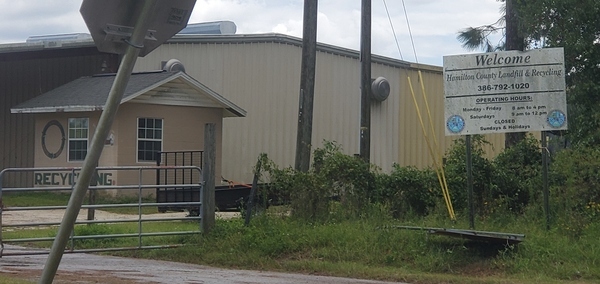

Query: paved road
left=1, top=246, right=403, bottom=284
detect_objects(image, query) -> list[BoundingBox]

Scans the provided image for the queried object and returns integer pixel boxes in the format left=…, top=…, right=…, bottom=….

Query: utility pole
left=504, top=0, right=526, bottom=148
left=359, top=0, right=372, bottom=162
left=294, top=0, right=318, bottom=172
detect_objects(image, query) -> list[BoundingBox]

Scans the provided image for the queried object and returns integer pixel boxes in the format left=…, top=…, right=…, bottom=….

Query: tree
left=456, top=17, right=503, bottom=52
left=517, top=0, right=600, bottom=147
left=458, top=0, right=600, bottom=148
left=504, top=0, right=526, bottom=148
left=457, top=0, right=526, bottom=148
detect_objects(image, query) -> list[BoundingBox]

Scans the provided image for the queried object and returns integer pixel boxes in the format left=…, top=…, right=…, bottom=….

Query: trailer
left=154, top=150, right=268, bottom=214
left=156, top=184, right=256, bottom=213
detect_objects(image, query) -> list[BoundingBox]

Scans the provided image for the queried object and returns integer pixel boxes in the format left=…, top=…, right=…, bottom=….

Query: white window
left=68, top=118, right=89, bottom=161
left=137, top=118, right=163, bottom=162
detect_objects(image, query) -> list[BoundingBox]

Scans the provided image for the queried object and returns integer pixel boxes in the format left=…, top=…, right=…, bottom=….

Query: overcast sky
left=0, top=0, right=504, bottom=66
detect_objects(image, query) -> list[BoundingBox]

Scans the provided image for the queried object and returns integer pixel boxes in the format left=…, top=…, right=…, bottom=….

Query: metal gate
left=155, top=150, right=203, bottom=186
left=155, top=151, right=203, bottom=213
left=0, top=166, right=203, bottom=257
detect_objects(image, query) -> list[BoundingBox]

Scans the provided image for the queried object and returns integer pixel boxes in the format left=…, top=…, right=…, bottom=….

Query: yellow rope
left=417, top=71, right=456, bottom=219
left=408, top=75, right=456, bottom=220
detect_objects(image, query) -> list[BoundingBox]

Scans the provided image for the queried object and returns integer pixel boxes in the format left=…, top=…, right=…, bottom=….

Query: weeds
left=5, top=138, right=600, bottom=283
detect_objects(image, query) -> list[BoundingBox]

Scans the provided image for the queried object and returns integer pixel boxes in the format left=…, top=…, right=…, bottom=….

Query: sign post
left=443, top=48, right=567, bottom=229
left=40, top=1, right=195, bottom=283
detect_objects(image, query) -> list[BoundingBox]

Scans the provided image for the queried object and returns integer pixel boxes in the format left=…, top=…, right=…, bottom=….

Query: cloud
left=0, top=0, right=504, bottom=66
left=0, top=0, right=84, bottom=42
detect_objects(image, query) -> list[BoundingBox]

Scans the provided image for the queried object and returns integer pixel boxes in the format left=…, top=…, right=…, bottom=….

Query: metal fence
left=156, top=150, right=203, bottom=186
left=155, top=150, right=203, bottom=213
left=0, top=166, right=203, bottom=257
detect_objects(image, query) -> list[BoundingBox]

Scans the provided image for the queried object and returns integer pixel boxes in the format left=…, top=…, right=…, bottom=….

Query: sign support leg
left=466, top=135, right=475, bottom=229
left=39, top=2, right=158, bottom=283
left=541, top=131, right=550, bottom=230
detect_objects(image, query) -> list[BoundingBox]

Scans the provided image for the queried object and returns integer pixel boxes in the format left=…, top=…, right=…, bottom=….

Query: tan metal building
left=134, top=34, right=505, bottom=183
left=1, top=32, right=505, bottom=188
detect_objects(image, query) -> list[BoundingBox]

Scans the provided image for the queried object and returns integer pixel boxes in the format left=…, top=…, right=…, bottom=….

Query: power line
left=401, top=0, right=418, bottom=63
left=382, top=0, right=403, bottom=60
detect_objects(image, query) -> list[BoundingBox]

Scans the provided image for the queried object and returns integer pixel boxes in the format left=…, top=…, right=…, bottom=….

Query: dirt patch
left=456, top=261, right=503, bottom=278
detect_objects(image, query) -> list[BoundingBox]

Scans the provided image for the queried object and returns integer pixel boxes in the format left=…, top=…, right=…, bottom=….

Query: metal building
left=1, top=31, right=505, bottom=187
left=0, top=39, right=118, bottom=187
left=133, top=34, right=505, bottom=183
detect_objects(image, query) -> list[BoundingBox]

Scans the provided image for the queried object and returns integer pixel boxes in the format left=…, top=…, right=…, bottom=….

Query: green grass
left=6, top=215, right=593, bottom=283
left=4, top=196, right=600, bottom=283
left=3, top=220, right=200, bottom=252
left=0, top=276, right=33, bottom=284
left=103, top=206, right=599, bottom=284
left=2, top=191, right=71, bottom=207
left=2, top=191, right=159, bottom=215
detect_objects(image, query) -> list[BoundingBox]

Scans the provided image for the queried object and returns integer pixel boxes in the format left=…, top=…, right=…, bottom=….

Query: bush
left=443, top=136, right=494, bottom=215
left=263, top=141, right=375, bottom=221
left=312, top=141, right=376, bottom=218
left=550, top=146, right=600, bottom=233
left=264, top=141, right=440, bottom=221
left=491, top=135, right=541, bottom=214
left=375, top=165, right=438, bottom=218
left=442, top=135, right=544, bottom=217
left=263, top=162, right=329, bottom=221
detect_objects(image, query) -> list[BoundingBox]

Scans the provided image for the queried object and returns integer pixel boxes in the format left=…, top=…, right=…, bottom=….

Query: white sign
left=443, top=48, right=567, bottom=136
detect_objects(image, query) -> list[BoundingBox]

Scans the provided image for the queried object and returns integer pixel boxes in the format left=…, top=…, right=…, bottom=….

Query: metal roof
left=10, top=70, right=246, bottom=117
left=0, top=33, right=441, bottom=72
left=167, top=33, right=441, bottom=71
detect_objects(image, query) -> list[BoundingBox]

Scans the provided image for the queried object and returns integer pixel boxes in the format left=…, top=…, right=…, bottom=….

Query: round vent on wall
left=371, top=76, right=390, bottom=102
left=163, top=59, right=186, bottom=72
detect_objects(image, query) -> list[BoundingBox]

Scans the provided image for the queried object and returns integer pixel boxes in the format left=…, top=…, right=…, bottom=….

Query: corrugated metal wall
left=134, top=37, right=505, bottom=183
left=135, top=41, right=304, bottom=182
left=0, top=47, right=118, bottom=187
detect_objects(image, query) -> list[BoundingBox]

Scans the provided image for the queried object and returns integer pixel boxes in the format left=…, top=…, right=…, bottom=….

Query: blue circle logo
left=447, top=115, right=465, bottom=133
left=547, top=110, right=566, bottom=128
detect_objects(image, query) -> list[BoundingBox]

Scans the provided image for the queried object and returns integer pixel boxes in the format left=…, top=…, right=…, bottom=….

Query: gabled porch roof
left=11, top=70, right=246, bottom=118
